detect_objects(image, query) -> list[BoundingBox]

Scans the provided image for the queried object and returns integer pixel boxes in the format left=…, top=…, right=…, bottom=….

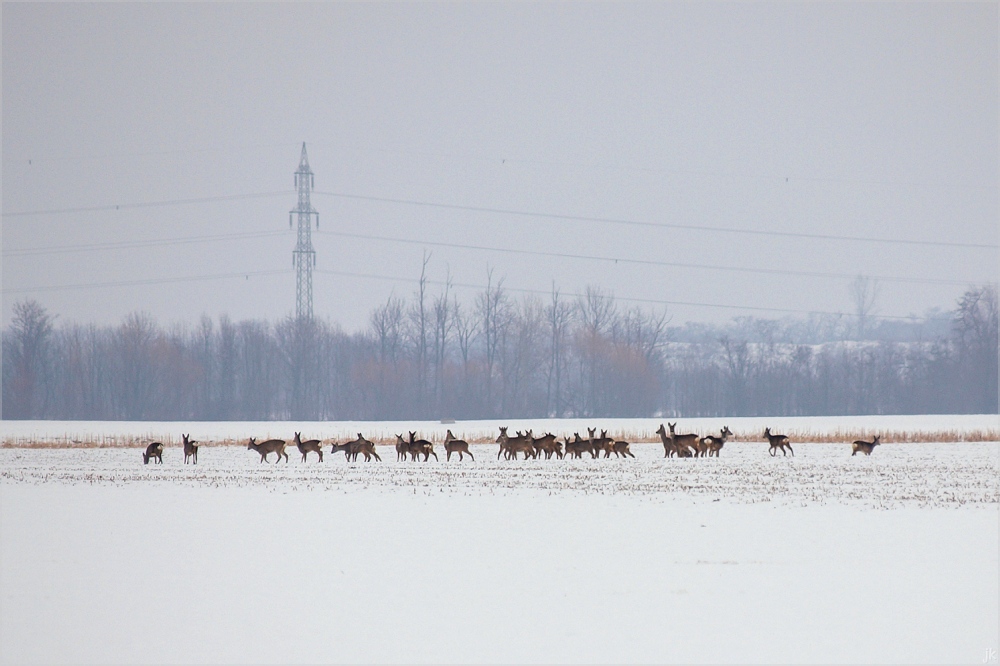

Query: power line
left=4, top=186, right=994, bottom=251
left=0, top=270, right=291, bottom=295
left=312, top=268, right=928, bottom=322
left=315, top=230, right=989, bottom=287
left=3, top=230, right=287, bottom=257
left=313, top=190, right=998, bottom=250
left=1, top=191, right=292, bottom=218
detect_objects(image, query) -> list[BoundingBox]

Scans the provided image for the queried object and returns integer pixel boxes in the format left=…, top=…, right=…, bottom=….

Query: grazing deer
left=700, top=426, right=732, bottom=458
left=143, top=442, right=164, bottom=465
left=763, top=427, right=793, bottom=457
left=443, top=430, right=474, bottom=461
left=532, top=432, right=560, bottom=459
left=294, top=432, right=323, bottom=462
left=181, top=433, right=199, bottom=464
left=248, top=437, right=288, bottom=463
left=331, top=441, right=353, bottom=460
left=668, top=422, right=699, bottom=458
left=852, top=435, right=881, bottom=456
left=408, top=432, right=438, bottom=462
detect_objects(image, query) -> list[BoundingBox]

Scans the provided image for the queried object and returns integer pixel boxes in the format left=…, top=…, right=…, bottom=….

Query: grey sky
left=2, top=3, right=997, bottom=331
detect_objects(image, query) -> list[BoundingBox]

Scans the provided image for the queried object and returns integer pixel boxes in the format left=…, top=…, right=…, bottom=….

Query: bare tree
left=3, top=300, right=55, bottom=418
left=851, top=275, right=881, bottom=340
left=371, top=294, right=404, bottom=364
left=114, top=312, right=160, bottom=420
left=431, top=271, right=453, bottom=413
left=408, top=251, right=432, bottom=408
left=953, top=284, right=999, bottom=412
left=545, top=284, right=573, bottom=417
left=476, top=268, right=508, bottom=415
left=452, top=296, right=477, bottom=412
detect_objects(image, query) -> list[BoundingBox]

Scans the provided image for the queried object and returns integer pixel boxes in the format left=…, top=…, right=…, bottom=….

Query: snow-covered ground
left=1, top=423, right=998, bottom=663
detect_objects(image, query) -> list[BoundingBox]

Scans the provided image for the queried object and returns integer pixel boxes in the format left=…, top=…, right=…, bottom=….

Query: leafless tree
left=3, top=300, right=55, bottom=418
left=851, top=275, right=881, bottom=340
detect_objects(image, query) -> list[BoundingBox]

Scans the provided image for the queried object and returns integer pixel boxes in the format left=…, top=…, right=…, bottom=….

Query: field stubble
left=2, top=441, right=996, bottom=509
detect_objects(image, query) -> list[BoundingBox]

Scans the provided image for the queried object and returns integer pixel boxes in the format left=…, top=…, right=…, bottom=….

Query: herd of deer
left=141, top=426, right=885, bottom=464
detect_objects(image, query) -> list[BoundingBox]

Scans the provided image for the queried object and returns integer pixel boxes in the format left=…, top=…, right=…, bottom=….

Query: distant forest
left=3, top=279, right=997, bottom=420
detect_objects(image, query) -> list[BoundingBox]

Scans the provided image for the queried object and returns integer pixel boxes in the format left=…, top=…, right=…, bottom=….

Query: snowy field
left=2, top=420, right=998, bottom=663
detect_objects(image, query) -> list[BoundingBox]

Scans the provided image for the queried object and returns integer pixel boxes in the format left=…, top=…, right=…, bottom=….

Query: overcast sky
left=3, top=3, right=997, bottom=332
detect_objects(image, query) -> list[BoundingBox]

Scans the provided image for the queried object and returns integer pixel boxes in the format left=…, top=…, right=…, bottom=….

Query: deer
left=587, top=428, right=616, bottom=458
left=566, top=432, right=598, bottom=459
left=248, top=437, right=288, bottom=463
left=143, top=442, right=164, bottom=465
left=395, top=434, right=410, bottom=461
left=348, top=433, right=381, bottom=462
left=532, top=432, right=560, bottom=459
left=763, top=427, right=793, bottom=457
left=700, top=426, right=732, bottom=458
left=496, top=426, right=533, bottom=460
left=612, top=439, right=635, bottom=459
left=332, top=434, right=380, bottom=462
left=409, top=432, right=438, bottom=462
left=656, top=424, right=676, bottom=457
left=657, top=423, right=693, bottom=458
left=852, top=435, right=881, bottom=456
left=579, top=432, right=601, bottom=459
left=667, top=422, right=699, bottom=458
left=443, top=430, right=474, bottom=461
left=564, top=435, right=584, bottom=459
left=294, top=432, right=323, bottom=462
left=506, top=430, right=537, bottom=460
left=182, top=433, right=199, bottom=464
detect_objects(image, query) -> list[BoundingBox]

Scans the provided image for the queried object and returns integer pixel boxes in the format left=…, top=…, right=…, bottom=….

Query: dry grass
left=3, top=427, right=996, bottom=449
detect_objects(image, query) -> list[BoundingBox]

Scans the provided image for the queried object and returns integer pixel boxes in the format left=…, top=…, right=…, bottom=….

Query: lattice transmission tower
left=289, top=143, right=318, bottom=320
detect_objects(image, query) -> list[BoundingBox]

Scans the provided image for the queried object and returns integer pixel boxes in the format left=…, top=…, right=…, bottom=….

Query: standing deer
left=509, top=429, right=537, bottom=460
left=395, top=434, right=409, bottom=461
left=763, top=428, right=793, bottom=457
left=700, top=426, right=732, bottom=458
left=532, top=432, right=560, bottom=459
left=409, top=432, right=438, bottom=462
left=248, top=437, right=288, bottom=463
left=612, top=439, right=635, bottom=459
left=564, top=435, right=585, bottom=459
left=496, top=427, right=533, bottom=460
left=668, top=423, right=699, bottom=458
left=443, top=430, right=474, bottom=461
left=143, top=442, right=164, bottom=465
left=852, top=435, right=881, bottom=456
left=587, top=428, right=616, bottom=458
left=182, top=433, right=199, bottom=464
left=656, top=424, right=675, bottom=457
left=340, top=433, right=381, bottom=462
left=294, top=432, right=324, bottom=462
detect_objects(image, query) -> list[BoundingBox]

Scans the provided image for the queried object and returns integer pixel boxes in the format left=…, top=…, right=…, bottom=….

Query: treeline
left=3, top=280, right=997, bottom=420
